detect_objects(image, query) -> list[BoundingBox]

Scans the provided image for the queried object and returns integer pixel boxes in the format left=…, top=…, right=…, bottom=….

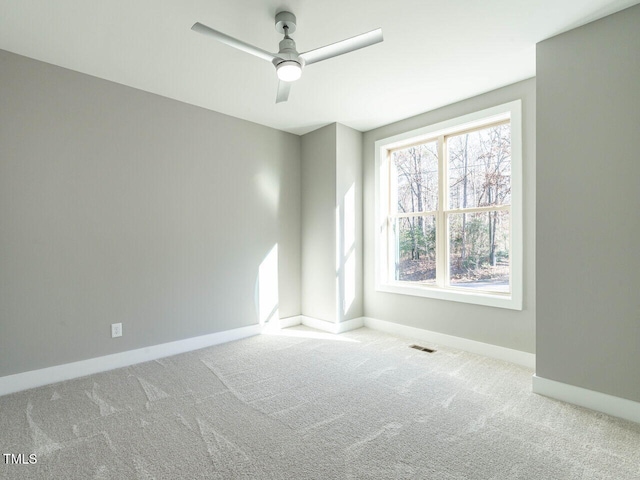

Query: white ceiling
left=1, top=0, right=638, bottom=135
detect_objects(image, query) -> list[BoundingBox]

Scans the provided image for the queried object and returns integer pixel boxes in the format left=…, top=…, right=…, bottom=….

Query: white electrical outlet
left=111, top=323, right=122, bottom=338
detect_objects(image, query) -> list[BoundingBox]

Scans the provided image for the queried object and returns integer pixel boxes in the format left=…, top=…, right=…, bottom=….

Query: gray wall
left=301, top=124, right=337, bottom=322
left=363, top=79, right=536, bottom=353
left=0, top=50, right=301, bottom=377
left=336, top=124, right=364, bottom=321
left=536, top=5, right=640, bottom=401
left=301, top=123, right=364, bottom=323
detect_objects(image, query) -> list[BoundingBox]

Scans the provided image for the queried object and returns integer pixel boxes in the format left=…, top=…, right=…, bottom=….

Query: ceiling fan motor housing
left=274, top=34, right=303, bottom=82
left=275, top=37, right=304, bottom=63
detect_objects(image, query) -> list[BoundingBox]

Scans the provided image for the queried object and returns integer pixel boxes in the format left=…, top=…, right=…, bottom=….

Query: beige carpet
left=1, top=326, right=639, bottom=479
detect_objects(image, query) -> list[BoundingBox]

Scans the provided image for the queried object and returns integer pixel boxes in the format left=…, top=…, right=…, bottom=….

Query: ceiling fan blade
left=191, top=22, right=276, bottom=62
left=299, top=28, right=383, bottom=66
left=276, top=81, right=291, bottom=103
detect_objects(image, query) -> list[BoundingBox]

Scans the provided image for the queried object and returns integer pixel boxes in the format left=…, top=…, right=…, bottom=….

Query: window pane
left=391, top=141, right=438, bottom=214
left=448, top=124, right=511, bottom=209
left=394, top=215, right=436, bottom=284
left=449, top=211, right=509, bottom=293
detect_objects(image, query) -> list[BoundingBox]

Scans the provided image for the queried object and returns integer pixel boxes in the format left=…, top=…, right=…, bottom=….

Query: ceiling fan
left=192, top=11, right=383, bottom=103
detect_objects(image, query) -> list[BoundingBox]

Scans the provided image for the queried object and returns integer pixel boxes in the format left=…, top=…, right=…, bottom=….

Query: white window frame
left=374, top=101, right=522, bottom=310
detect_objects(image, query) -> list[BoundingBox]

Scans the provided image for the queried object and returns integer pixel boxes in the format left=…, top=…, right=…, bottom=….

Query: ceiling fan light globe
left=276, top=61, right=302, bottom=82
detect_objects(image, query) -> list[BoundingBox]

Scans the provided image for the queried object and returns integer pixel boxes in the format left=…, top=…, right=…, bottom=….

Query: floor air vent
left=410, top=344, right=436, bottom=353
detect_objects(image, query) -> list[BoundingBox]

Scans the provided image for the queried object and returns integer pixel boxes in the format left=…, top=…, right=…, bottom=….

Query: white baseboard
left=274, top=315, right=303, bottom=329
left=532, top=375, right=640, bottom=424
left=0, top=323, right=263, bottom=397
left=361, top=317, right=535, bottom=369
left=299, top=315, right=364, bottom=334
left=293, top=315, right=534, bottom=368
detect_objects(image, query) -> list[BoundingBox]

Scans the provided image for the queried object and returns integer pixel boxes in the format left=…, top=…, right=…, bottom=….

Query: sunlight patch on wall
left=344, top=184, right=355, bottom=253
left=336, top=183, right=356, bottom=319
left=343, top=184, right=356, bottom=314
left=258, top=244, right=279, bottom=325
left=254, top=171, right=280, bottom=213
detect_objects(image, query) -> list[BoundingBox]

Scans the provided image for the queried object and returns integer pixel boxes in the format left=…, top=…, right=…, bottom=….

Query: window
left=375, top=101, right=522, bottom=309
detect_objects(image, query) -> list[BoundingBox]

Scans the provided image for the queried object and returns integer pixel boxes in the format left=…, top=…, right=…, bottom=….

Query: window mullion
left=436, top=135, right=446, bottom=287
left=386, top=150, right=393, bottom=284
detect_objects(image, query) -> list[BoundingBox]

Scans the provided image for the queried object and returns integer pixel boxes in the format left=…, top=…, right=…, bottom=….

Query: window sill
left=375, top=282, right=522, bottom=310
